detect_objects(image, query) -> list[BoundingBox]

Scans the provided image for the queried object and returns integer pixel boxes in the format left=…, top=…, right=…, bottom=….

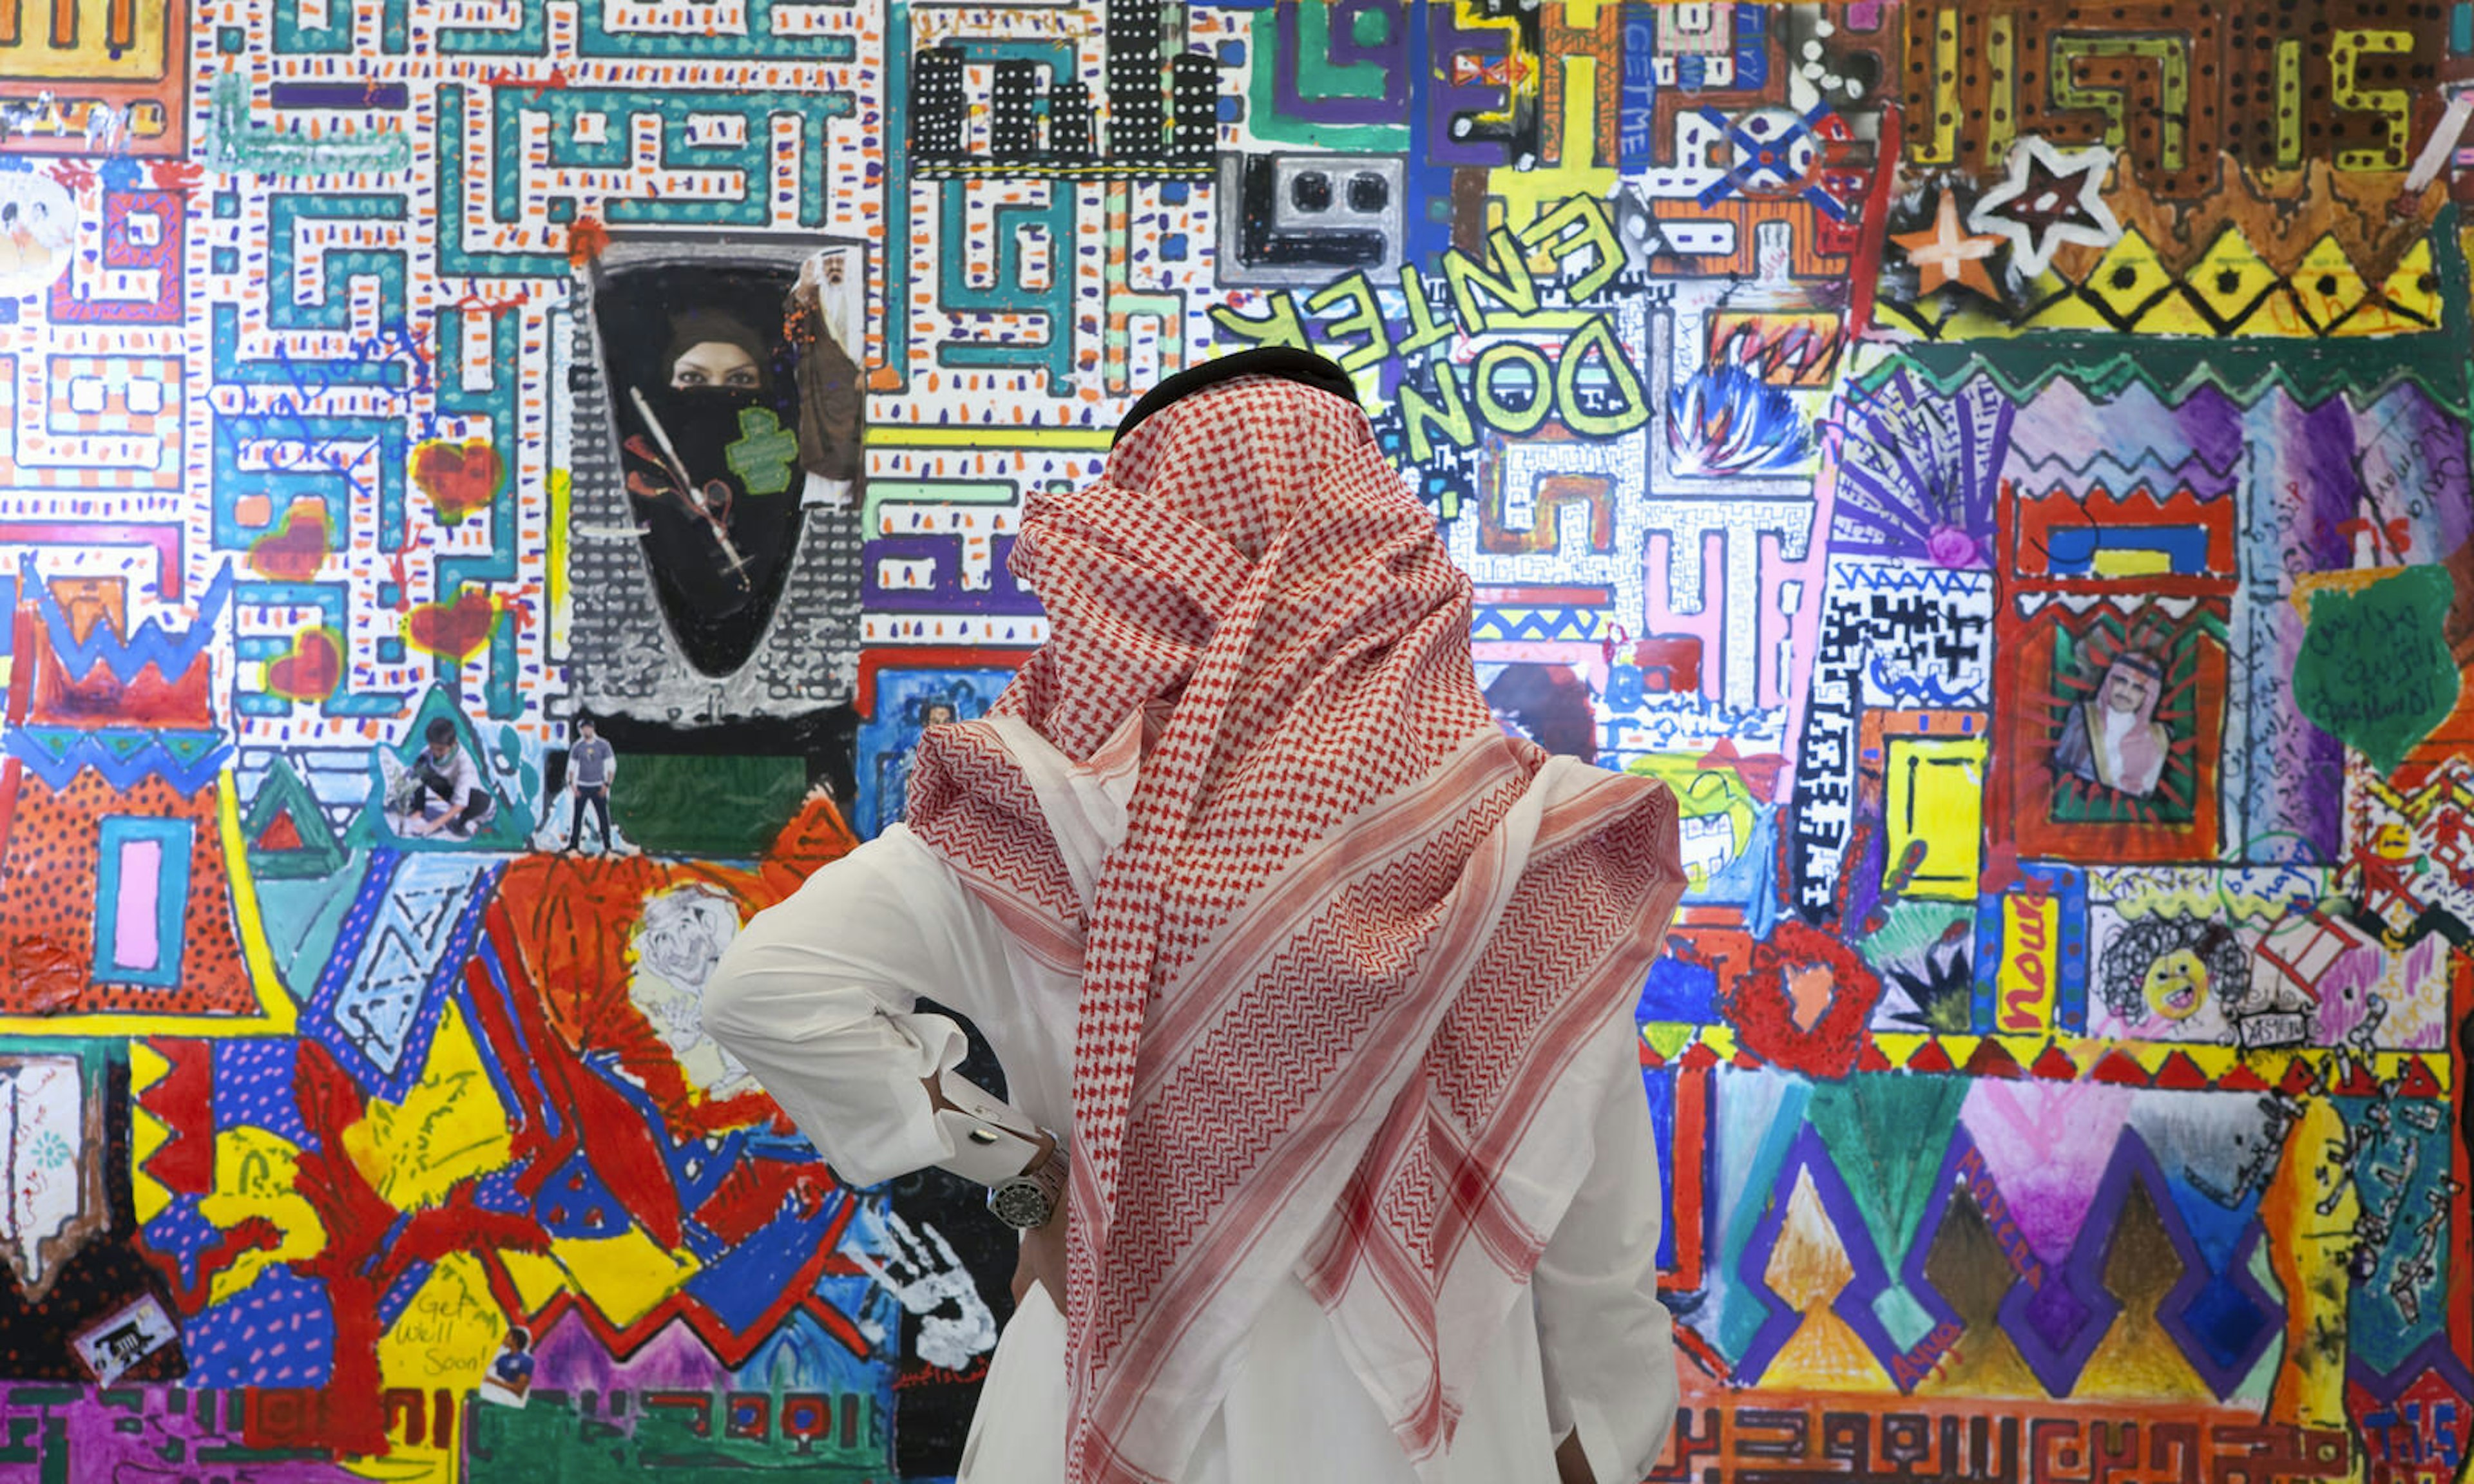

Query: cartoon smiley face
left=2142, top=947, right=2209, bottom=1020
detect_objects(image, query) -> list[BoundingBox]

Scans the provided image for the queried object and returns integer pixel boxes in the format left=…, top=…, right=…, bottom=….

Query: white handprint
left=849, top=1207, right=997, bottom=1372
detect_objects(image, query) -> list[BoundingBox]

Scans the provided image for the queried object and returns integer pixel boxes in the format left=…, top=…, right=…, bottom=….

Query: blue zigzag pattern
left=23, top=556, right=234, bottom=683
left=4, top=727, right=231, bottom=792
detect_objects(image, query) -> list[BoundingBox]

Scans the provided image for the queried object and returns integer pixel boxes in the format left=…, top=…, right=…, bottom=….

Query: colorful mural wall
left=0, top=0, right=2469, bottom=1478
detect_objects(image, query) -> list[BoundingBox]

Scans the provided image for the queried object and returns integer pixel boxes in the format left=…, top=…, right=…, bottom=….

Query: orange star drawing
left=1892, top=190, right=2003, bottom=300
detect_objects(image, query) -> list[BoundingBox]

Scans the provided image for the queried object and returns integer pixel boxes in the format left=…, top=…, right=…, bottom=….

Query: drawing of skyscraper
left=991, top=58, right=1040, bottom=161
left=912, top=46, right=966, bottom=160
left=1104, top=0, right=1163, bottom=161
left=1168, top=50, right=1216, bottom=164
left=1050, top=77, right=1095, bottom=161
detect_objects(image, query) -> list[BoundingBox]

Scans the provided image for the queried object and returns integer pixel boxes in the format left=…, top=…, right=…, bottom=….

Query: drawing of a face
left=635, top=886, right=737, bottom=995
left=593, top=259, right=852, bottom=679
left=2142, top=947, right=2209, bottom=1020
left=629, top=886, right=757, bottom=1098
left=669, top=339, right=762, bottom=390
left=2099, top=657, right=2160, bottom=718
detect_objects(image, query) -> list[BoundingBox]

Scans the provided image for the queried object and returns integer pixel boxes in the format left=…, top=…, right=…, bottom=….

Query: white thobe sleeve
left=1531, top=1014, right=1678, bottom=1484
left=700, top=824, right=1015, bottom=1188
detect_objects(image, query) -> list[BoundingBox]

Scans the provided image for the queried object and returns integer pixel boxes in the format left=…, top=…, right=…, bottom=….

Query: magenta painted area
left=530, top=1308, right=734, bottom=1394
left=1958, top=1081, right=2135, bottom=1266
left=32, top=1389, right=361, bottom=1479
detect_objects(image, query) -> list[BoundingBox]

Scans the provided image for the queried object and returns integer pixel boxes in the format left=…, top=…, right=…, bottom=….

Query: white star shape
left=1966, top=137, right=2121, bottom=280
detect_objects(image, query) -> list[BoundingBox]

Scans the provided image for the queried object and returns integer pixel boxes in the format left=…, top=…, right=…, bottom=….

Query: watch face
left=988, top=1179, right=1051, bottom=1230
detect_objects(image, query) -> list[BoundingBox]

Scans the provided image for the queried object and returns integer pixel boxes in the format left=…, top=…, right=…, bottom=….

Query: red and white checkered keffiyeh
left=905, top=377, right=1684, bottom=1484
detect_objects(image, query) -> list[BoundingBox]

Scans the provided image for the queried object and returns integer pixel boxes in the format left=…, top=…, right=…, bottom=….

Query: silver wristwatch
left=927, top=1071, right=1066, bottom=1228
left=988, top=1141, right=1068, bottom=1230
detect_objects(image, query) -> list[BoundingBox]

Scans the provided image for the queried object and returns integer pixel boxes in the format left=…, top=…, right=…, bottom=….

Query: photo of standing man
left=568, top=718, right=618, bottom=853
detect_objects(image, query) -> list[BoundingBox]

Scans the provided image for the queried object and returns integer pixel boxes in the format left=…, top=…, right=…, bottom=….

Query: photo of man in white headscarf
left=2051, top=649, right=2172, bottom=798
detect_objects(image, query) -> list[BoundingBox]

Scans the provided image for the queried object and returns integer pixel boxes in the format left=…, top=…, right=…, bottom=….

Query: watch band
left=988, top=1141, right=1068, bottom=1230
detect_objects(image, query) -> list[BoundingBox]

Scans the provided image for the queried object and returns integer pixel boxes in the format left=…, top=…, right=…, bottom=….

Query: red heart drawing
left=266, top=628, right=341, bottom=700
left=403, top=589, right=498, bottom=660
left=411, top=438, right=504, bottom=526
left=248, top=502, right=330, bottom=581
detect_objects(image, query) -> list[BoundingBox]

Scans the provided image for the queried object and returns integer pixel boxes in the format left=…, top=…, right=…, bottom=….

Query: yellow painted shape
left=2089, top=548, right=2173, bottom=576
left=2261, top=1098, right=2355, bottom=1431
left=129, top=1042, right=173, bottom=1224
left=2019, top=285, right=2122, bottom=334
left=2172, top=1043, right=2239, bottom=1080
left=129, top=1041, right=168, bottom=1094
left=131, top=1105, right=171, bottom=1226
left=1697, top=1024, right=1740, bottom=1061
left=545, top=465, right=571, bottom=651
left=2373, top=238, right=2442, bottom=325
left=198, top=1127, right=329, bottom=1308
left=2127, top=1042, right=2180, bottom=1075
left=1641, top=1022, right=1695, bottom=1061
left=2238, top=289, right=2321, bottom=338
left=499, top=1248, right=570, bottom=1314
left=1625, top=754, right=1756, bottom=889
left=2071, top=229, right=2176, bottom=327
left=380, top=1252, right=506, bottom=1396
left=2184, top=227, right=2281, bottom=327
left=341, top=1000, right=513, bottom=1213
left=2288, top=234, right=2370, bottom=331
left=218, top=769, right=298, bottom=1032
left=1872, top=1032, right=1926, bottom=1068
left=363, top=1253, right=505, bottom=1484
left=1940, top=1034, right=1982, bottom=1067
left=2127, top=285, right=2220, bottom=338
left=1884, top=736, right=1984, bottom=900
left=341, top=1458, right=450, bottom=1484
left=7, top=0, right=171, bottom=77
left=1760, top=1168, right=1896, bottom=1392
left=1913, top=7, right=1960, bottom=164
left=1492, top=55, right=1617, bottom=234
left=550, top=1227, right=700, bottom=1329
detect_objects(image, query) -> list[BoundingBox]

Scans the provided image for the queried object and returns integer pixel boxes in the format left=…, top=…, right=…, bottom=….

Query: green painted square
left=212, top=247, right=239, bottom=274
left=378, top=582, right=401, bottom=607
left=610, top=754, right=808, bottom=859
left=218, top=25, right=245, bottom=53
left=215, top=192, right=240, bottom=220
left=376, top=636, right=405, bottom=663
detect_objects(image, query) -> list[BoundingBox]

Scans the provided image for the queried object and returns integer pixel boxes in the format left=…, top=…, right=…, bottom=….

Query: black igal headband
left=1111, top=347, right=1361, bottom=447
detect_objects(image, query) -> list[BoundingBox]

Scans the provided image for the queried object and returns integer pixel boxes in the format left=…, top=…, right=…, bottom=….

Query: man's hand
left=1012, top=1197, right=1068, bottom=1309
left=850, top=1208, right=999, bottom=1372
left=1556, top=1429, right=1597, bottom=1484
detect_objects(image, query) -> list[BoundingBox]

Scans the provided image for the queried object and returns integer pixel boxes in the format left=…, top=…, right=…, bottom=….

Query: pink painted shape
left=1960, top=1080, right=2135, bottom=1266
left=113, top=839, right=162, bottom=972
